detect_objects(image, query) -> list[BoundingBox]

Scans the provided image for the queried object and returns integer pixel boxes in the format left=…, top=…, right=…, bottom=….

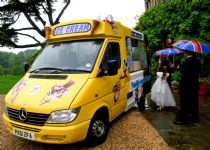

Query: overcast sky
left=0, top=0, right=145, bottom=54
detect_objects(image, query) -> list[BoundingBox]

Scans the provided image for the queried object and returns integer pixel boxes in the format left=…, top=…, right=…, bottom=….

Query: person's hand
left=169, top=62, right=174, bottom=68
left=177, top=65, right=179, bottom=69
left=158, top=63, right=161, bottom=68
left=177, top=65, right=180, bottom=70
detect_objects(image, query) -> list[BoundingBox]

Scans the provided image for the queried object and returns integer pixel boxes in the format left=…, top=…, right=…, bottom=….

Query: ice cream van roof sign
left=53, top=23, right=91, bottom=36
left=131, top=31, right=143, bottom=40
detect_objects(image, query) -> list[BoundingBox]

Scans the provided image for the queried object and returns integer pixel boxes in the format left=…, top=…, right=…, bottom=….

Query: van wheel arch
left=86, top=106, right=110, bottom=146
left=93, top=107, right=109, bottom=121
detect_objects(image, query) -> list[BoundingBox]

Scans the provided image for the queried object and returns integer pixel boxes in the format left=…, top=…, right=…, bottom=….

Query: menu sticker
left=28, top=85, right=41, bottom=95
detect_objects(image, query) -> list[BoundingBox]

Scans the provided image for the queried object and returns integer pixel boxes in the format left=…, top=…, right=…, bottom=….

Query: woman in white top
left=151, top=66, right=176, bottom=111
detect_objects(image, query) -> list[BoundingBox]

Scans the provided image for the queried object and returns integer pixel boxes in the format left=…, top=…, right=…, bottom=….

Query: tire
left=86, top=114, right=109, bottom=146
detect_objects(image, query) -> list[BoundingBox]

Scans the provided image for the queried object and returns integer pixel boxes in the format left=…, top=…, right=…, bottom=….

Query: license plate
left=13, top=128, right=35, bottom=140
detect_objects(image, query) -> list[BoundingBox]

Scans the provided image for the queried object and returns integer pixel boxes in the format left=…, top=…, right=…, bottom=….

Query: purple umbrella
left=172, top=40, right=210, bottom=53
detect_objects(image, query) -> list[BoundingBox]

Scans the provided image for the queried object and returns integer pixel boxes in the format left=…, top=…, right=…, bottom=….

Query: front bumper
left=3, top=113, right=90, bottom=144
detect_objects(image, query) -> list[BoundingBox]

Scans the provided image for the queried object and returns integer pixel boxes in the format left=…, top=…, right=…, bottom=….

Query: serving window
left=126, top=37, right=148, bottom=73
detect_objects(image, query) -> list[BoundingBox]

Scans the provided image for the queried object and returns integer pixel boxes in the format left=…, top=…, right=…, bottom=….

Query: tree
left=12, top=65, right=24, bottom=75
left=7, top=68, right=12, bottom=75
left=4, top=68, right=8, bottom=76
left=0, top=65, right=3, bottom=76
left=0, top=49, right=37, bottom=73
left=8, top=57, right=15, bottom=68
left=134, top=0, right=210, bottom=84
left=0, top=0, right=71, bottom=48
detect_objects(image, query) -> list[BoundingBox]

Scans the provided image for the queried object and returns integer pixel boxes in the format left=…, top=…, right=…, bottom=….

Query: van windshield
left=29, top=39, right=104, bottom=74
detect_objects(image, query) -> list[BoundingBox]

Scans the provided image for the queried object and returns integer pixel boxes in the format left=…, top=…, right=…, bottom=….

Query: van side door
left=98, top=40, right=127, bottom=120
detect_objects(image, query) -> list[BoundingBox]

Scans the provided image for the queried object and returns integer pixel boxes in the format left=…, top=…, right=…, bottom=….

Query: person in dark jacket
left=174, top=50, right=201, bottom=125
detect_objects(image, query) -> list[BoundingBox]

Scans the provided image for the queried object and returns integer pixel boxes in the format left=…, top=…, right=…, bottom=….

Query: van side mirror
left=24, top=62, right=29, bottom=73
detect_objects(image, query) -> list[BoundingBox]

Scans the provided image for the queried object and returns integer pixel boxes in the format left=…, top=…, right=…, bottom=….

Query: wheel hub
left=92, top=120, right=105, bottom=138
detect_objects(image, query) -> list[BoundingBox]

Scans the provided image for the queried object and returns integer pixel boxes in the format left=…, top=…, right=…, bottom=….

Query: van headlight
left=46, top=107, right=81, bottom=124
left=4, top=102, right=8, bottom=115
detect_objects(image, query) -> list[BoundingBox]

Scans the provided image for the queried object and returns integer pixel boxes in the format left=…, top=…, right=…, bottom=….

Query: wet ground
left=142, top=91, right=210, bottom=150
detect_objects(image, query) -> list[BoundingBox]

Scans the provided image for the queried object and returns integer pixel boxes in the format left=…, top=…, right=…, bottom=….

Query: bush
left=3, top=68, right=8, bottom=76
left=7, top=68, right=11, bottom=75
left=12, top=65, right=25, bottom=75
left=0, top=65, right=3, bottom=76
left=171, top=71, right=182, bottom=82
left=134, top=0, right=210, bottom=78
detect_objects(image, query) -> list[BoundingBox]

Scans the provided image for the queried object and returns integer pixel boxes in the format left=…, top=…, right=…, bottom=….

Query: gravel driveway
left=1, top=94, right=171, bottom=150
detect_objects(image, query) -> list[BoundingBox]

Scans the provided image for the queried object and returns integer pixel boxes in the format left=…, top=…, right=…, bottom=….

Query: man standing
left=174, top=50, right=201, bottom=125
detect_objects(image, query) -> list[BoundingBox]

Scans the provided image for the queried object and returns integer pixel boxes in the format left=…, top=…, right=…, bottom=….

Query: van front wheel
left=87, top=115, right=109, bottom=146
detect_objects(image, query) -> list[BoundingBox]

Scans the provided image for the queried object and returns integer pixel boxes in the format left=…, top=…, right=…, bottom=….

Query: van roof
left=46, top=19, right=144, bottom=43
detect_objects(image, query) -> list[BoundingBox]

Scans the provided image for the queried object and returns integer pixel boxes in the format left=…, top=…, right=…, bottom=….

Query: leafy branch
left=0, top=0, right=71, bottom=48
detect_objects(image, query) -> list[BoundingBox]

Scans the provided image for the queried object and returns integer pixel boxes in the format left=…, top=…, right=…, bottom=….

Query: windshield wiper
left=63, top=69, right=91, bottom=72
left=30, top=67, right=91, bottom=74
left=50, top=69, right=91, bottom=74
left=30, top=67, right=63, bottom=73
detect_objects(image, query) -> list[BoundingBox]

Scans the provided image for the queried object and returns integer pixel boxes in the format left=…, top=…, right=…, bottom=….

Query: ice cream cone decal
left=44, top=26, right=51, bottom=41
left=90, top=15, right=100, bottom=36
left=38, top=80, right=75, bottom=105
left=113, top=81, right=121, bottom=104
left=11, top=78, right=29, bottom=104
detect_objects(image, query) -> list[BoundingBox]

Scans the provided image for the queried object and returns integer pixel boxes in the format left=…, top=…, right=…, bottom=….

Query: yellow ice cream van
left=3, top=18, right=151, bottom=145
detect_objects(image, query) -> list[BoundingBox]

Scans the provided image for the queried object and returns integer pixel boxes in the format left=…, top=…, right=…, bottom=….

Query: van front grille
left=11, top=123, right=41, bottom=132
left=7, top=107, right=49, bottom=126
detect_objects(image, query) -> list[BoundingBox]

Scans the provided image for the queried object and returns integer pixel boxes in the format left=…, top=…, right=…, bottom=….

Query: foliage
left=171, top=71, right=182, bottom=82
left=7, top=68, right=11, bottom=74
left=0, top=75, right=23, bottom=94
left=150, top=54, right=159, bottom=85
left=12, top=65, right=25, bottom=75
left=0, top=65, right=3, bottom=76
left=4, top=68, right=8, bottom=75
left=29, top=42, right=47, bottom=66
left=134, top=0, right=210, bottom=81
left=171, top=81, right=180, bottom=86
left=195, top=53, right=210, bottom=78
left=0, top=49, right=37, bottom=73
left=199, top=77, right=210, bottom=84
left=0, top=0, right=70, bottom=48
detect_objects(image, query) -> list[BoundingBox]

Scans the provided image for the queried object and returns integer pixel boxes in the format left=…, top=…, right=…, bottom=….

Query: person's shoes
left=188, top=114, right=199, bottom=123
left=189, top=118, right=199, bottom=123
left=173, top=120, right=187, bottom=125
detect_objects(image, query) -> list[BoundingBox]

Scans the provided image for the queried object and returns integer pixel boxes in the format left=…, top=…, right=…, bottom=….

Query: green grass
left=0, top=75, right=24, bottom=94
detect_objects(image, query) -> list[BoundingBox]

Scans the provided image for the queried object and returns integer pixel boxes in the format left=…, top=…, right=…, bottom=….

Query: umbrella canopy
left=172, top=40, right=210, bottom=53
left=153, top=48, right=184, bottom=56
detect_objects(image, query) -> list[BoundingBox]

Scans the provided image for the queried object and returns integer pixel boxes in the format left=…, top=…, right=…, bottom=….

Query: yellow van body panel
left=47, top=19, right=128, bottom=44
left=5, top=73, right=89, bottom=114
left=3, top=113, right=90, bottom=144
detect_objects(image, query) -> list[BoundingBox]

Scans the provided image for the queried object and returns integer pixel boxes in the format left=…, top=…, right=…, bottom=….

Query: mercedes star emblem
left=19, top=109, right=27, bottom=121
